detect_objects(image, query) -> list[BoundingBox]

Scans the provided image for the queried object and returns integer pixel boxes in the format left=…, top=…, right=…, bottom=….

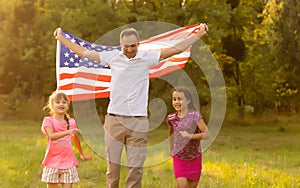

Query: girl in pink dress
left=41, top=92, right=92, bottom=188
left=166, top=87, right=210, bottom=188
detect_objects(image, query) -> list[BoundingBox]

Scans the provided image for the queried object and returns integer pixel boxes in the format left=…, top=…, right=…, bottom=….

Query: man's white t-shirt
left=99, top=50, right=161, bottom=116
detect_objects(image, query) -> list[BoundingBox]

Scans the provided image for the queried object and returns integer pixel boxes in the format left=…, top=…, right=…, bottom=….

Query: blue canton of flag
left=60, top=31, right=121, bottom=69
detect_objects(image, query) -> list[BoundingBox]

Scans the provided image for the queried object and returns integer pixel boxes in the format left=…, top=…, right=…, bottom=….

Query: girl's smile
left=172, top=91, right=190, bottom=117
left=53, top=99, right=69, bottom=115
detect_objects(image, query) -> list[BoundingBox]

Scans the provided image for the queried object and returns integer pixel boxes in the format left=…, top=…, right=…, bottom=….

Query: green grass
left=0, top=119, right=300, bottom=188
left=200, top=124, right=300, bottom=188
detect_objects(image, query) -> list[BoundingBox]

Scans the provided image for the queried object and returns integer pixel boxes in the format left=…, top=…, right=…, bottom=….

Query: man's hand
left=54, top=27, right=63, bottom=40
left=199, top=23, right=208, bottom=33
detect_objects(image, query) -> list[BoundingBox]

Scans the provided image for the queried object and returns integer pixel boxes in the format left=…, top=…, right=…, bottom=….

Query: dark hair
left=120, top=28, right=139, bottom=41
left=172, top=86, right=197, bottom=111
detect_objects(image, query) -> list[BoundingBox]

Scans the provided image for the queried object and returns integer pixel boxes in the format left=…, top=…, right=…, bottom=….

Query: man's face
left=120, top=34, right=139, bottom=59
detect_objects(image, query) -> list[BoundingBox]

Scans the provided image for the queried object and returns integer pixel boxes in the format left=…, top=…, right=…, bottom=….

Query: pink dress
left=41, top=117, right=78, bottom=169
left=166, top=110, right=203, bottom=181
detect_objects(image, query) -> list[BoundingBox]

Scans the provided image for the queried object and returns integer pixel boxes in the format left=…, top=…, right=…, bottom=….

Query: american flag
left=56, top=24, right=201, bottom=102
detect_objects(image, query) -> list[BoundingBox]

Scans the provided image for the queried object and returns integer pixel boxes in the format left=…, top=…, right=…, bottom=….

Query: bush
left=0, top=93, right=45, bottom=121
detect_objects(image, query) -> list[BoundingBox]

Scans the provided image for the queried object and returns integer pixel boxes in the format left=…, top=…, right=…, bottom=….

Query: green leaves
left=0, top=0, right=299, bottom=117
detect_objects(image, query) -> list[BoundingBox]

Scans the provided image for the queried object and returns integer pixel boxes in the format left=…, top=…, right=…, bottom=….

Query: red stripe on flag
left=149, top=64, right=186, bottom=79
left=60, top=72, right=111, bottom=82
left=58, top=83, right=109, bottom=91
left=140, top=24, right=199, bottom=44
left=150, top=57, right=189, bottom=70
left=69, top=92, right=110, bottom=102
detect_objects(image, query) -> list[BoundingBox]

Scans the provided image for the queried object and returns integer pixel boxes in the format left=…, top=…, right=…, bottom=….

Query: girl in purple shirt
left=166, top=87, right=210, bottom=188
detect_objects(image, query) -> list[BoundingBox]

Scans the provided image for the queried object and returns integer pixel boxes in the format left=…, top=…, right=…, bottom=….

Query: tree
left=264, top=0, right=300, bottom=113
left=0, top=0, right=123, bottom=116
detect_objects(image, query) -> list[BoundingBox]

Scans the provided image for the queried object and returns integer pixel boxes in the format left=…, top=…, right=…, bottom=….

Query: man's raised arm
left=160, top=23, right=208, bottom=60
left=54, top=28, right=100, bottom=62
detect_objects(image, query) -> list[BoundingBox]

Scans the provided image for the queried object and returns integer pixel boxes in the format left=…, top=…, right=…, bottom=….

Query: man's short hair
left=120, top=28, right=139, bottom=41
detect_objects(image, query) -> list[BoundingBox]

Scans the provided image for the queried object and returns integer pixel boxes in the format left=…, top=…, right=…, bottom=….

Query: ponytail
left=64, top=114, right=70, bottom=130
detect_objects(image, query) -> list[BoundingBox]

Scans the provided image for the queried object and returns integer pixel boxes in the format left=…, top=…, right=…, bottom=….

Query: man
left=54, top=23, right=208, bottom=188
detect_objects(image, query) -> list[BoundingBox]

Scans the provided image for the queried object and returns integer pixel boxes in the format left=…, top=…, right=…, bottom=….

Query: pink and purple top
left=166, top=110, right=202, bottom=160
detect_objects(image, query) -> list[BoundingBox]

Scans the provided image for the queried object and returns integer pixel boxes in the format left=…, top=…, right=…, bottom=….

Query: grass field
left=0, top=118, right=300, bottom=188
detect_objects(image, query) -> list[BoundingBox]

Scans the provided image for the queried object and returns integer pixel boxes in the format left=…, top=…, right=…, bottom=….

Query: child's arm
left=72, top=135, right=92, bottom=161
left=44, top=126, right=80, bottom=141
left=180, top=119, right=210, bottom=140
left=195, top=119, right=210, bottom=140
left=168, top=126, right=174, bottom=155
left=54, top=28, right=100, bottom=62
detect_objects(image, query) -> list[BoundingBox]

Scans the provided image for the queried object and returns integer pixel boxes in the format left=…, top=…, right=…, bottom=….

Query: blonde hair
left=43, top=91, right=70, bottom=116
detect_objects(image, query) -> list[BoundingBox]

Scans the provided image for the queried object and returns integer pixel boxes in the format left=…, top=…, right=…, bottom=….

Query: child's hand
left=202, top=131, right=210, bottom=140
left=180, top=131, right=192, bottom=139
left=69, top=128, right=81, bottom=136
left=80, top=154, right=92, bottom=161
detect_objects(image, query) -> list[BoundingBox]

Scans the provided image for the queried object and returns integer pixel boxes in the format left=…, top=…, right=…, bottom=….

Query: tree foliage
left=263, top=0, right=300, bottom=112
left=0, top=0, right=299, bottom=118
